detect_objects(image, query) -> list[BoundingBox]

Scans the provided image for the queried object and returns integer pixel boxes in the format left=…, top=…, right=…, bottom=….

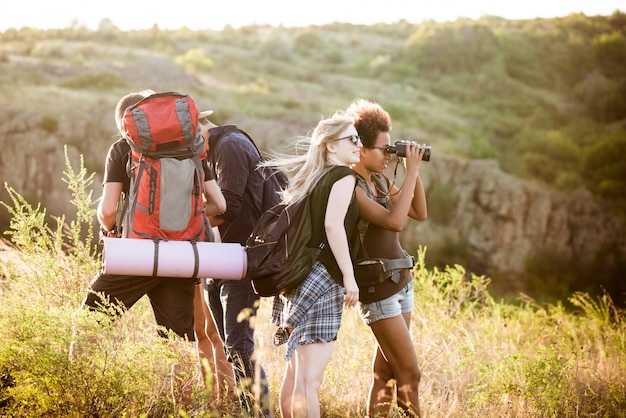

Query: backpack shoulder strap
left=373, top=172, right=391, bottom=195
left=211, top=125, right=289, bottom=190
left=210, top=125, right=257, bottom=151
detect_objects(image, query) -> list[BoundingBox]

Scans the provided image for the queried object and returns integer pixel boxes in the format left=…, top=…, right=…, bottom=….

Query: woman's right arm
left=324, top=174, right=359, bottom=307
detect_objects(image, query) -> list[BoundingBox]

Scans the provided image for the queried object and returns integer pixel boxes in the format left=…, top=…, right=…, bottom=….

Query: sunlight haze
left=1, top=0, right=623, bottom=31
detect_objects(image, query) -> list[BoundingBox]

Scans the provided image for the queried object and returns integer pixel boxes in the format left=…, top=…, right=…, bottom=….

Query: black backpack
left=245, top=168, right=331, bottom=297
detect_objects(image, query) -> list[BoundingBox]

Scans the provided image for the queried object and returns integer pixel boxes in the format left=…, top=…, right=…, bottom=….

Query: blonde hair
left=262, top=111, right=354, bottom=203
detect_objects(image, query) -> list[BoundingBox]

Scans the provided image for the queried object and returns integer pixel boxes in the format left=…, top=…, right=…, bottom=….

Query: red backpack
left=120, top=91, right=209, bottom=241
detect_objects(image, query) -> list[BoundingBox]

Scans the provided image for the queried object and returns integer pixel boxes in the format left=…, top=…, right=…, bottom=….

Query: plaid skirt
left=271, top=261, right=345, bottom=361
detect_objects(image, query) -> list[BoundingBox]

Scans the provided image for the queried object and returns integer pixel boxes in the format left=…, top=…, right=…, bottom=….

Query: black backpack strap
left=151, top=239, right=160, bottom=277
left=381, top=255, right=415, bottom=271
left=215, top=126, right=289, bottom=188
left=208, top=126, right=289, bottom=215
left=237, top=128, right=290, bottom=189
left=190, top=240, right=200, bottom=278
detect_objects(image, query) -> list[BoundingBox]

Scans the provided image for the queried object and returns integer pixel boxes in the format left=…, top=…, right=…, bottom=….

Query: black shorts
left=84, top=271, right=196, bottom=341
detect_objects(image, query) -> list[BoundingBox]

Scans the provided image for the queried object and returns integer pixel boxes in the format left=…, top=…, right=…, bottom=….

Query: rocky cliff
left=0, top=111, right=103, bottom=230
left=411, top=157, right=626, bottom=292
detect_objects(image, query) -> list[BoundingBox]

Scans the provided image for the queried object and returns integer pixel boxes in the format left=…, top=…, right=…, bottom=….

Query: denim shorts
left=358, top=280, right=414, bottom=325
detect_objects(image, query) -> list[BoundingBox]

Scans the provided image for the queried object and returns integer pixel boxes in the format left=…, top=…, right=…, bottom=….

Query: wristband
left=100, top=225, right=117, bottom=237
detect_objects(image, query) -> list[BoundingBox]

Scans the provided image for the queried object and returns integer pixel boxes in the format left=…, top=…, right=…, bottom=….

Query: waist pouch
left=355, top=255, right=415, bottom=287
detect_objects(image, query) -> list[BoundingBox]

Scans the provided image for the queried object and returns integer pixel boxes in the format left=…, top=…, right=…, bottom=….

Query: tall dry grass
left=0, top=154, right=624, bottom=417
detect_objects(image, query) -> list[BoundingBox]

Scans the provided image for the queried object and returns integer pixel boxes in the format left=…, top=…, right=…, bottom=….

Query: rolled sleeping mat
left=101, top=237, right=247, bottom=280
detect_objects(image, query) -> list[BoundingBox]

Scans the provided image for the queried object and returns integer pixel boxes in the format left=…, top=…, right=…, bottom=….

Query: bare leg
left=200, top=284, right=236, bottom=398
left=291, top=342, right=334, bottom=418
left=193, top=282, right=235, bottom=404
left=279, top=356, right=297, bottom=418
left=368, top=343, right=396, bottom=416
left=194, top=284, right=217, bottom=392
left=369, top=312, right=421, bottom=417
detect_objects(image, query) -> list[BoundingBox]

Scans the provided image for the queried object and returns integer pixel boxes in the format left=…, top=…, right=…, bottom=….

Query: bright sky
left=1, top=0, right=623, bottom=31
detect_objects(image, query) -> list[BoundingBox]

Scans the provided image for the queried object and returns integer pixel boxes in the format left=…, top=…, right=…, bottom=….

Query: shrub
left=60, top=71, right=127, bottom=91
left=40, top=115, right=59, bottom=133
left=175, top=47, right=214, bottom=74
left=426, top=182, right=458, bottom=224
left=583, top=131, right=626, bottom=205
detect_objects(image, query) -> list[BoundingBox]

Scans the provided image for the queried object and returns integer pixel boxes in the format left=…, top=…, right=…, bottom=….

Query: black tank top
left=356, top=172, right=411, bottom=304
left=308, top=165, right=360, bottom=285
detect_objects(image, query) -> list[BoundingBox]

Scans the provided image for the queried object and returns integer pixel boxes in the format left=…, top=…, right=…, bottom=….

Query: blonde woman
left=267, top=112, right=362, bottom=417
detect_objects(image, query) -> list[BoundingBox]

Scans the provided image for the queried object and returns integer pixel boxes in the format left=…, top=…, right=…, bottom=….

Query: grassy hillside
left=1, top=15, right=626, bottom=414
left=1, top=12, right=626, bottom=310
left=1, top=12, right=625, bottom=208
left=0, top=158, right=623, bottom=417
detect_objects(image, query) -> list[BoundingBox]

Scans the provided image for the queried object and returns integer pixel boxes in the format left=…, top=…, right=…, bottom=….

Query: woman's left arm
left=389, top=144, right=428, bottom=222
left=324, top=174, right=359, bottom=307
left=407, top=173, right=427, bottom=221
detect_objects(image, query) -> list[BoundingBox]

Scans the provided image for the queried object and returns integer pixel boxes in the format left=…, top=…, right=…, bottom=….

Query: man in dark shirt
left=201, top=116, right=275, bottom=417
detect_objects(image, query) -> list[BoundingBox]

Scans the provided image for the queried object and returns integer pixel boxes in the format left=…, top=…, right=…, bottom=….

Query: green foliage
left=0, top=302, right=180, bottom=416
left=583, top=242, right=626, bottom=307
left=3, top=14, right=626, bottom=208
left=524, top=245, right=578, bottom=303
left=583, top=131, right=626, bottom=207
left=406, top=22, right=500, bottom=75
left=1, top=165, right=625, bottom=418
left=464, top=131, right=498, bottom=159
left=29, top=40, right=68, bottom=59
left=175, top=47, right=214, bottom=74
left=524, top=242, right=626, bottom=307
left=426, top=182, right=458, bottom=224
left=472, top=346, right=581, bottom=416
left=39, top=115, right=59, bottom=133
left=257, top=37, right=294, bottom=62
left=1, top=147, right=99, bottom=307
left=414, top=253, right=493, bottom=317
left=59, top=71, right=127, bottom=91
left=514, top=130, right=582, bottom=185
left=1, top=20, right=626, bottom=414
left=292, top=30, right=325, bottom=56
left=592, top=30, right=626, bottom=77
left=582, top=78, right=626, bottom=123
left=554, top=171, right=583, bottom=191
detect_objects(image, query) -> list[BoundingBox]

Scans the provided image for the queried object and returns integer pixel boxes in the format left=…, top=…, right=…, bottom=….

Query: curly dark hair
left=346, top=98, right=391, bottom=147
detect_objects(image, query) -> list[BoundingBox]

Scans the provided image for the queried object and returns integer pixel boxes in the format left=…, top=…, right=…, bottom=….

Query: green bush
left=405, top=22, right=500, bottom=75
left=515, top=130, right=582, bottom=184
left=426, top=182, right=458, bottom=224
left=175, top=47, right=214, bottom=74
left=464, top=132, right=498, bottom=159
left=583, top=78, right=626, bottom=123
left=40, top=115, right=59, bottom=133
left=59, top=71, right=127, bottom=91
left=592, top=30, right=626, bottom=77
left=583, top=131, right=626, bottom=204
left=293, top=31, right=324, bottom=56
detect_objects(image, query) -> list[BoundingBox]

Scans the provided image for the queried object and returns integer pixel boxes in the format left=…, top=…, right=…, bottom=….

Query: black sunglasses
left=332, top=134, right=362, bottom=146
left=368, top=145, right=392, bottom=155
